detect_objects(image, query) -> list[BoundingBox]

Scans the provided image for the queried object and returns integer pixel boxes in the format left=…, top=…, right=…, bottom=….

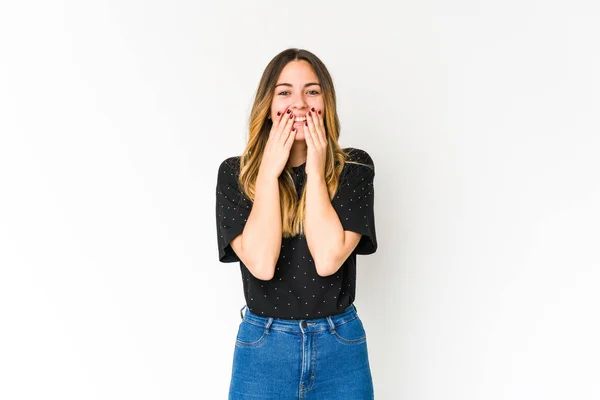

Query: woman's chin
left=293, top=127, right=305, bottom=140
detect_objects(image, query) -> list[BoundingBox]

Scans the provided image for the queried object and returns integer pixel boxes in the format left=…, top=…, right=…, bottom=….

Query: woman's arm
left=304, top=175, right=362, bottom=277
left=231, top=170, right=282, bottom=281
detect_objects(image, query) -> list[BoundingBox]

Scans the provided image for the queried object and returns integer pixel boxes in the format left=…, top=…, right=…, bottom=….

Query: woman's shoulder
left=343, top=147, right=374, bottom=165
left=218, top=155, right=242, bottom=173
left=217, top=155, right=243, bottom=183
left=342, top=147, right=375, bottom=175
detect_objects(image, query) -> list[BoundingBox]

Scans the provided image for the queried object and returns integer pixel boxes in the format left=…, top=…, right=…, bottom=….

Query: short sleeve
left=215, top=157, right=252, bottom=263
left=331, top=148, right=377, bottom=255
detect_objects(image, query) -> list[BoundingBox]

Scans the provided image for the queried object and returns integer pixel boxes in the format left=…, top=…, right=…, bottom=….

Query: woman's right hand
left=258, top=108, right=297, bottom=179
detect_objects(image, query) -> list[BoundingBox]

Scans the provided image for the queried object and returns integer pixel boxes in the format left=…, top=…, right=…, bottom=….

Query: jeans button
left=301, top=321, right=307, bottom=328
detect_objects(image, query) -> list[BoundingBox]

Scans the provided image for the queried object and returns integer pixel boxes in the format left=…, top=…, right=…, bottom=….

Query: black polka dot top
left=215, top=147, right=377, bottom=319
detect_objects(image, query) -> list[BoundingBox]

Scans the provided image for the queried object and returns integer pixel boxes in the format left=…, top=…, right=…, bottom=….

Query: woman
left=215, top=48, right=378, bottom=399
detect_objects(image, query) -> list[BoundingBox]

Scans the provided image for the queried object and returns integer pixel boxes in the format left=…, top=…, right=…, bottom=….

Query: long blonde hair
left=239, top=48, right=364, bottom=238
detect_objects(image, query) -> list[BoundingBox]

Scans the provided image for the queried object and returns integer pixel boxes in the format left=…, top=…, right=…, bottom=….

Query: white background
left=1, top=1, right=599, bottom=399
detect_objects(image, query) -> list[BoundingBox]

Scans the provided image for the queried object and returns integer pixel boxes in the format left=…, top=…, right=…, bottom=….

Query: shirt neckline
left=291, top=162, right=306, bottom=170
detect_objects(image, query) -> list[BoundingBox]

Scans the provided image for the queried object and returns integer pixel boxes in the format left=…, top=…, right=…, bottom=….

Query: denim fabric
left=228, top=304, right=374, bottom=399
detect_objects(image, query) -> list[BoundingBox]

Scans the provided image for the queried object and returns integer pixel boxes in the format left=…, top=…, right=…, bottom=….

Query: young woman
left=216, top=48, right=378, bottom=399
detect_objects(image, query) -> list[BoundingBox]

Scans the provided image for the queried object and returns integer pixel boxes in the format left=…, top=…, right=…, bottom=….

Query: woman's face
left=270, top=60, right=325, bottom=142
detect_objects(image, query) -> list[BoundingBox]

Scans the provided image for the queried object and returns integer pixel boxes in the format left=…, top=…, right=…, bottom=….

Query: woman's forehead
left=277, top=60, right=318, bottom=83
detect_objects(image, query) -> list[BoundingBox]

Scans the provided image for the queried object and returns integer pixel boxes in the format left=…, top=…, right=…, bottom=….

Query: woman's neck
left=288, top=143, right=307, bottom=167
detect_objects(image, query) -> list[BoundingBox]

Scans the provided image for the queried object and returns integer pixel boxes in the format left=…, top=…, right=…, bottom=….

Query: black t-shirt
left=215, top=147, right=377, bottom=319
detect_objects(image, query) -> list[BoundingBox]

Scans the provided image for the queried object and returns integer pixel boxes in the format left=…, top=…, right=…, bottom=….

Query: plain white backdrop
left=1, top=1, right=599, bottom=399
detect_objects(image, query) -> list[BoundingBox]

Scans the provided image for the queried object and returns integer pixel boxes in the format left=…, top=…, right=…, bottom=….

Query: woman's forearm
left=240, top=171, right=282, bottom=280
left=304, top=175, right=345, bottom=276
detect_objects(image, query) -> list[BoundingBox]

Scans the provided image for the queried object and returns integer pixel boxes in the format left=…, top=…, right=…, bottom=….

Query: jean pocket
left=235, top=320, right=268, bottom=348
left=332, top=316, right=367, bottom=345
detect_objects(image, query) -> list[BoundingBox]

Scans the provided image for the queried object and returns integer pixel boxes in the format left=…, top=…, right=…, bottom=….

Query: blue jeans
left=228, top=303, right=374, bottom=399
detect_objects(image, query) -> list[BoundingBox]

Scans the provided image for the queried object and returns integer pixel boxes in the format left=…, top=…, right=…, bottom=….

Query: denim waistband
left=239, top=303, right=359, bottom=333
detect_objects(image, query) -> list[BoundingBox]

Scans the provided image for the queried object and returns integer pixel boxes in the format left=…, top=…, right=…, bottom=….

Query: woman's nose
left=290, top=94, right=307, bottom=109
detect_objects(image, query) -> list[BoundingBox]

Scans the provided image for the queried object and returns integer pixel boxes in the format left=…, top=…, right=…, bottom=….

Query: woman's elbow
left=315, top=258, right=340, bottom=277
left=246, top=258, right=277, bottom=281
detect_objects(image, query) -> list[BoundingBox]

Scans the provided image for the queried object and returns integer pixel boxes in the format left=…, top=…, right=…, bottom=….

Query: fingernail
left=277, top=111, right=281, bottom=116
left=308, top=111, right=311, bottom=116
left=290, top=113, right=294, bottom=119
left=305, top=121, right=308, bottom=126
left=286, top=109, right=291, bottom=114
left=318, top=110, right=321, bottom=115
left=292, top=128, right=295, bottom=131
left=311, top=107, right=315, bottom=112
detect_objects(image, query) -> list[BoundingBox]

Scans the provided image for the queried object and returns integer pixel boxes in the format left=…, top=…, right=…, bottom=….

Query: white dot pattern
left=215, top=147, right=377, bottom=319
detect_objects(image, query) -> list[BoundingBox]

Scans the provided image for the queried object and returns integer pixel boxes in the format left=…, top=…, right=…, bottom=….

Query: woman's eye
left=277, top=90, right=321, bottom=96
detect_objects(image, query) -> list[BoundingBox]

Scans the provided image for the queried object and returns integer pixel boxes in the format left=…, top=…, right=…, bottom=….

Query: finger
left=306, top=111, right=320, bottom=147
left=284, top=127, right=297, bottom=148
left=270, top=108, right=290, bottom=139
left=278, top=111, right=295, bottom=144
left=310, top=109, right=326, bottom=147
left=304, top=117, right=315, bottom=149
left=316, top=109, right=326, bottom=143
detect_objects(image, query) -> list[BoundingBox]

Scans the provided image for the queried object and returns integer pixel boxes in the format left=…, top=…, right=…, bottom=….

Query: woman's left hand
left=304, top=107, right=327, bottom=178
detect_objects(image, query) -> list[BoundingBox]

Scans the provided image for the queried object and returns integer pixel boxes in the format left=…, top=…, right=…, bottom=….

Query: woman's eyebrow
left=274, top=82, right=321, bottom=88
